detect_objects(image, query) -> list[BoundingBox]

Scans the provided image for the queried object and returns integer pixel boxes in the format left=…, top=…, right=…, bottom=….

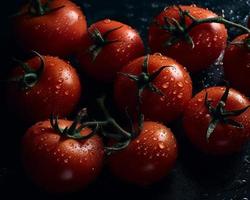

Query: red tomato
left=183, top=86, right=250, bottom=155
left=6, top=54, right=81, bottom=124
left=22, top=119, right=104, bottom=192
left=77, top=19, right=144, bottom=82
left=12, top=0, right=87, bottom=57
left=148, top=5, right=227, bottom=73
left=108, top=121, right=177, bottom=186
left=224, top=34, right=250, bottom=96
left=114, top=54, right=192, bottom=124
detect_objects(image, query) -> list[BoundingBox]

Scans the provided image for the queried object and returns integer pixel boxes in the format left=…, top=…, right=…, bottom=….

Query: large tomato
left=224, top=34, right=250, bottom=96
left=6, top=53, right=81, bottom=124
left=108, top=121, right=177, bottom=186
left=22, top=119, right=104, bottom=192
left=77, top=19, right=144, bottom=82
left=114, top=54, right=192, bottom=124
left=12, top=0, right=87, bottom=57
left=148, top=5, right=227, bottom=73
left=183, top=86, right=250, bottom=155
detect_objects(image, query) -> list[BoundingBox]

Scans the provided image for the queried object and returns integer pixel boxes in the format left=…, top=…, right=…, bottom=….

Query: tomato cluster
left=3, top=0, right=250, bottom=193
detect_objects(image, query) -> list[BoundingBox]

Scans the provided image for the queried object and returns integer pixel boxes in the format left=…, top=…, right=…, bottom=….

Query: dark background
left=0, top=0, right=250, bottom=200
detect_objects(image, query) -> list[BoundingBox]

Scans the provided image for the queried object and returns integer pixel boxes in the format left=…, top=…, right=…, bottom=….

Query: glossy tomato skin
left=77, top=19, right=145, bottom=82
left=13, top=0, right=87, bottom=57
left=149, top=5, right=227, bottom=73
left=114, top=54, right=192, bottom=124
left=22, top=120, right=104, bottom=193
left=224, top=34, right=250, bottom=96
left=6, top=56, right=81, bottom=124
left=183, top=87, right=250, bottom=155
left=109, top=121, right=177, bottom=186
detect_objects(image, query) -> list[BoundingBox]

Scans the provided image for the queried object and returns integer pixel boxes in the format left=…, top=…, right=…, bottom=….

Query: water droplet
left=136, top=140, right=140, bottom=144
left=244, top=155, right=250, bottom=164
left=162, top=82, right=169, bottom=89
left=104, top=19, right=111, bottom=24
left=177, top=93, right=183, bottom=99
left=198, top=98, right=203, bottom=102
left=153, top=52, right=162, bottom=56
left=64, top=91, right=69, bottom=96
left=177, top=82, right=183, bottom=87
left=158, top=142, right=165, bottom=149
left=64, top=159, right=68, bottom=163
left=91, top=167, right=95, bottom=171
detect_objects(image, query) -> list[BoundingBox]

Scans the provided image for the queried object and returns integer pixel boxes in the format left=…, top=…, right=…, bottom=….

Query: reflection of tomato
left=183, top=86, right=250, bottom=155
left=77, top=19, right=144, bottom=82
left=13, top=0, right=87, bottom=56
left=109, top=121, right=177, bottom=186
left=224, top=34, right=250, bottom=96
left=149, top=5, right=227, bottom=73
left=22, top=119, right=104, bottom=193
left=114, top=54, right=192, bottom=123
left=6, top=55, right=81, bottom=124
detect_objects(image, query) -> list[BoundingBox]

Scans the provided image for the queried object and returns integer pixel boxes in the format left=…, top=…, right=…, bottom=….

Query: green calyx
left=11, top=0, right=64, bottom=17
left=86, top=26, right=123, bottom=61
left=119, top=55, right=169, bottom=129
left=50, top=109, right=100, bottom=140
left=158, top=5, right=250, bottom=49
left=205, top=84, right=250, bottom=141
left=50, top=96, right=134, bottom=154
left=11, top=51, right=44, bottom=90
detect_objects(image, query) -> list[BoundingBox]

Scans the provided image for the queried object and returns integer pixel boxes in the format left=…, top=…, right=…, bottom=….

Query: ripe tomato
left=224, top=34, right=250, bottom=96
left=77, top=19, right=144, bottom=82
left=114, top=54, right=192, bottom=124
left=6, top=54, right=81, bottom=124
left=183, top=86, right=250, bottom=155
left=148, top=5, right=227, bottom=73
left=12, top=0, right=87, bottom=57
left=108, top=121, right=177, bottom=186
left=22, top=119, right=104, bottom=192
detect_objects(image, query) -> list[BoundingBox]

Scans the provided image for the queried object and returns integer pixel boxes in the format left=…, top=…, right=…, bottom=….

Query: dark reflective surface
left=0, top=0, right=250, bottom=200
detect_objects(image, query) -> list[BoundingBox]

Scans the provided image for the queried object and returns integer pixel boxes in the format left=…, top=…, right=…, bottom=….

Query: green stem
left=186, top=15, right=250, bottom=34
left=96, top=97, right=132, bottom=139
left=34, top=0, right=45, bottom=15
